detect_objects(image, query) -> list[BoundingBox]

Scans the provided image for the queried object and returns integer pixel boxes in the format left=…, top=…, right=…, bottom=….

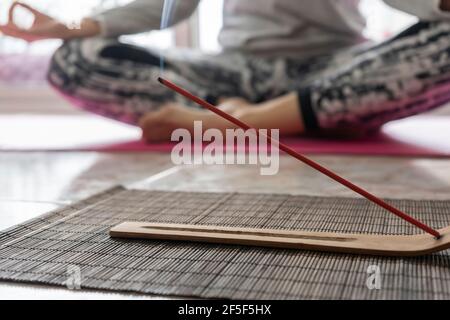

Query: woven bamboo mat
left=0, top=187, right=449, bottom=299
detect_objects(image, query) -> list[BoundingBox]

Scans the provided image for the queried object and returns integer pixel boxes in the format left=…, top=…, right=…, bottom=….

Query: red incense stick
left=158, top=77, right=441, bottom=239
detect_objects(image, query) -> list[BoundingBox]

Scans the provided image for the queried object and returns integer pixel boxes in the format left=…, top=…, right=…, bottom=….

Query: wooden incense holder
left=110, top=222, right=450, bottom=257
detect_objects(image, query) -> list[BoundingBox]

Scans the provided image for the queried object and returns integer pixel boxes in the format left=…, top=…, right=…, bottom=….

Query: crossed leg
left=49, top=21, right=450, bottom=142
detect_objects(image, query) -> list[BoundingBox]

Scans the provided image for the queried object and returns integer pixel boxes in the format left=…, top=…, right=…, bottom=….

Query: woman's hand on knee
left=0, top=2, right=100, bottom=42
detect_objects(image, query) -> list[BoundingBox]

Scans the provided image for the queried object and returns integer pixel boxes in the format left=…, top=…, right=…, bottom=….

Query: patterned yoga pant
left=48, top=21, right=450, bottom=133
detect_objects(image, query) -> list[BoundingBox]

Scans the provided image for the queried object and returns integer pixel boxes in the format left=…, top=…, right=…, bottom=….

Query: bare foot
left=139, top=103, right=244, bottom=143
left=217, top=97, right=252, bottom=113
left=139, top=92, right=304, bottom=142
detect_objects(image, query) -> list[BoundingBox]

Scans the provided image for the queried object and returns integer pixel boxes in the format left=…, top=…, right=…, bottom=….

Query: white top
left=93, top=0, right=450, bottom=58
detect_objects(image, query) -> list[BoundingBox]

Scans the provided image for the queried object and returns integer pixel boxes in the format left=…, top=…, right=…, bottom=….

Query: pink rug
left=1, top=114, right=449, bottom=157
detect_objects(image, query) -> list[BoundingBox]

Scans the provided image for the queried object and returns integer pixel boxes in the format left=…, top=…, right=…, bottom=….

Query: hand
left=0, top=2, right=61, bottom=42
left=0, top=2, right=100, bottom=42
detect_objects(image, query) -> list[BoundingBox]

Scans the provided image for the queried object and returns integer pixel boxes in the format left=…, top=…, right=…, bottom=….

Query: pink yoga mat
left=1, top=114, right=449, bottom=157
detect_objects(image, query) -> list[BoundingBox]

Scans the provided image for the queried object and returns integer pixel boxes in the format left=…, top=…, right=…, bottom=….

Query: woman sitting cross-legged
left=2, top=0, right=450, bottom=142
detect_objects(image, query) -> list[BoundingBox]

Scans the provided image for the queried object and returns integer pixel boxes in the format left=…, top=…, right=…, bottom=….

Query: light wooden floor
left=1, top=151, right=450, bottom=299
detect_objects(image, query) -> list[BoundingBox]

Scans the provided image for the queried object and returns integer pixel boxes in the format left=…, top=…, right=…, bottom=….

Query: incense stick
left=157, top=77, right=441, bottom=239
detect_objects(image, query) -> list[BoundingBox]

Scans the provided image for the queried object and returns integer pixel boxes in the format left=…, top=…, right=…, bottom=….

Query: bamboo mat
left=0, top=187, right=449, bottom=299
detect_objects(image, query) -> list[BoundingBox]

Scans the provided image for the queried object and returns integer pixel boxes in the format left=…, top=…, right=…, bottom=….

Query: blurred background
left=0, top=0, right=416, bottom=113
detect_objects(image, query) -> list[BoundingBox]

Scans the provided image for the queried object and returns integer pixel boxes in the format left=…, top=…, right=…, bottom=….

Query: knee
left=47, top=39, right=80, bottom=91
left=47, top=38, right=111, bottom=92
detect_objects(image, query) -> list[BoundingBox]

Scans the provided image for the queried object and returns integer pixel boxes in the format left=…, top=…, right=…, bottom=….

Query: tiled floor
left=0, top=152, right=175, bottom=299
left=1, top=150, right=450, bottom=299
left=1, top=87, right=450, bottom=299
